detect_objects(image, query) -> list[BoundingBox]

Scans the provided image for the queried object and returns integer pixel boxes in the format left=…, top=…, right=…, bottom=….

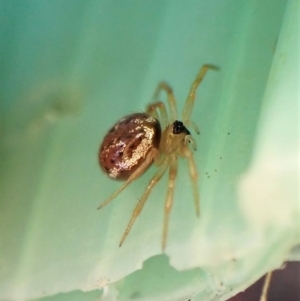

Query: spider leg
left=182, top=65, right=218, bottom=123
left=119, top=159, right=169, bottom=247
left=184, top=135, right=197, bottom=151
left=162, top=155, right=178, bottom=251
left=98, top=148, right=158, bottom=210
left=146, top=101, right=168, bottom=130
left=152, top=82, right=178, bottom=122
left=181, top=145, right=200, bottom=217
left=185, top=120, right=200, bottom=135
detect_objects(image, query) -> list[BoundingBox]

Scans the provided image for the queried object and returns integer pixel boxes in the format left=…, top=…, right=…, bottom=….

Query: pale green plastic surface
left=0, top=0, right=299, bottom=301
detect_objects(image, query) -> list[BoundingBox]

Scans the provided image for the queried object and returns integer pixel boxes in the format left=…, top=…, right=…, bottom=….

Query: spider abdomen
left=99, top=113, right=161, bottom=180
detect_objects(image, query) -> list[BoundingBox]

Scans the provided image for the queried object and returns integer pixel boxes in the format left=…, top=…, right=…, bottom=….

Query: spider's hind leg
left=181, top=144, right=200, bottom=217
left=119, top=159, right=169, bottom=247
left=162, top=155, right=178, bottom=251
left=98, top=148, right=158, bottom=210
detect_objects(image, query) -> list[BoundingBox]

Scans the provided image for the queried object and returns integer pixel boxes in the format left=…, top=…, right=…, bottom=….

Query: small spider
left=98, top=65, right=217, bottom=250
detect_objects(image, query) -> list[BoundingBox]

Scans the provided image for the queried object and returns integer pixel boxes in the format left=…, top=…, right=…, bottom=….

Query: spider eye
left=172, top=120, right=190, bottom=135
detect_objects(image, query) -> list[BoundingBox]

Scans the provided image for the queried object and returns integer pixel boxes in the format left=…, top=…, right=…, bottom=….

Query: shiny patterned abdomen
left=99, top=113, right=161, bottom=180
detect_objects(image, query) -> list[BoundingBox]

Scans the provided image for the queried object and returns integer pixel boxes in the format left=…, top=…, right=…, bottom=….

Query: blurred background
left=0, top=1, right=298, bottom=300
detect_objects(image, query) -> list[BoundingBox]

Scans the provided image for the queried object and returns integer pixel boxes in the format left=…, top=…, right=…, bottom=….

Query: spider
left=98, top=65, right=217, bottom=250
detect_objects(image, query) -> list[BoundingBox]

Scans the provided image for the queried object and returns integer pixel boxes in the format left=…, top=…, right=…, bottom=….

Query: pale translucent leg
left=153, top=82, right=178, bottom=122
left=181, top=145, right=200, bottom=217
left=119, top=159, right=169, bottom=247
left=259, top=272, right=272, bottom=301
left=162, top=155, right=178, bottom=251
left=184, top=135, right=197, bottom=151
left=98, top=148, right=158, bottom=210
left=185, top=120, right=200, bottom=134
left=146, top=102, right=167, bottom=166
left=182, top=64, right=218, bottom=122
left=146, top=101, right=168, bottom=130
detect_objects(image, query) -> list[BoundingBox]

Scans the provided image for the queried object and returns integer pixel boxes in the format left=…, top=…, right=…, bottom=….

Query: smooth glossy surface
left=99, top=113, right=161, bottom=180
left=97, top=65, right=216, bottom=250
left=0, top=1, right=296, bottom=301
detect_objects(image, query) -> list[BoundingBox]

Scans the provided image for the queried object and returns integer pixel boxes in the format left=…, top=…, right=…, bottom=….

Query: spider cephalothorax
left=172, top=120, right=191, bottom=135
left=98, top=65, right=217, bottom=250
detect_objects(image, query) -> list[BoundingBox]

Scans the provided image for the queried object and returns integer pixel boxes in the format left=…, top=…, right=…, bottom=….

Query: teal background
left=0, top=0, right=298, bottom=300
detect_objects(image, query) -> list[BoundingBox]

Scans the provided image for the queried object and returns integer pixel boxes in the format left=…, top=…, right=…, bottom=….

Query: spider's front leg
left=152, top=82, right=178, bottom=122
left=182, top=64, right=218, bottom=123
left=146, top=101, right=168, bottom=130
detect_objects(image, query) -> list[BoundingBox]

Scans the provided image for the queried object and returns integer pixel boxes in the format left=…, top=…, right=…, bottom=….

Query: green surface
left=0, top=0, right=299, bottom=300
